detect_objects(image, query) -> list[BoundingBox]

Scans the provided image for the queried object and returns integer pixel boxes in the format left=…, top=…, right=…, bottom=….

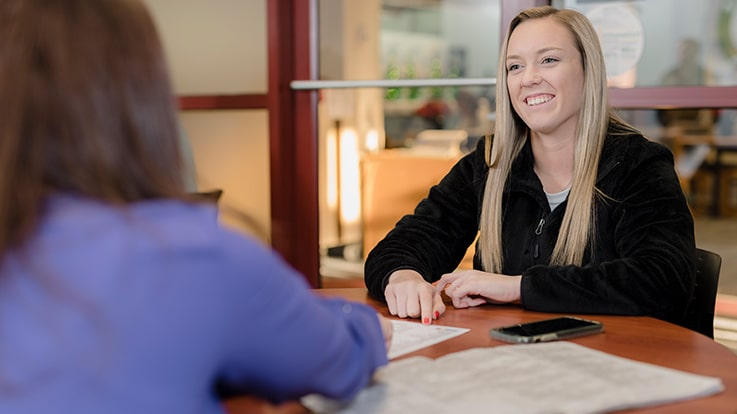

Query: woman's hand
left=384, top=269, right=445, bottom=324
left=434, top=270, right=521, bottom=309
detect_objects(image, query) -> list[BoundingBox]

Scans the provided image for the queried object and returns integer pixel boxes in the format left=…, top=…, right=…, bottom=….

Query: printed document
left=387, top=320, right=469, bottom=359
left=303, top=341, right=723, bottom=414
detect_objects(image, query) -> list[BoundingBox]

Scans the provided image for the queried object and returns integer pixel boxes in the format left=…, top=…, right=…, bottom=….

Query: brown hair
left=0, top=0, right=186, bottom=258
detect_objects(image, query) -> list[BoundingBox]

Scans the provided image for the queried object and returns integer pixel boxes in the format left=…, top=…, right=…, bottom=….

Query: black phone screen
left=497, top=317, right=599, bottom=336
left=489, top=316, right=603, bottom=343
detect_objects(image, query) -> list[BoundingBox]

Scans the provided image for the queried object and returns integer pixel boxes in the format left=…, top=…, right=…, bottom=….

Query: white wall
left=441, top=1, right=501, bottom=78
left=143, top=0, right=267, bottom=94
left=181, top=110, right=271, bottom=240
left=143, top=0, right=271, bottom=240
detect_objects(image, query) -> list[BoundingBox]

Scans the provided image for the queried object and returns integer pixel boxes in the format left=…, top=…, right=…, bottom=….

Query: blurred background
left=143, top=0, right=737, bottom=350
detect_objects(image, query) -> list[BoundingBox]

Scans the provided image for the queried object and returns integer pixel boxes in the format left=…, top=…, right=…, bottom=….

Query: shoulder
left=41, top=196, right=221, bottom=244
left=214, top=224, right=312, bottom=295
left=598, top=124, right=681, bottom=195
left=602, top=124, right=674, bottom=165
left=45, top=196, right=294, bottom=282
left=452, top=135, right=492, bottom=185
left=131, top=201, right=305, bottom=292
left=466, top=134, right=493, bottom=170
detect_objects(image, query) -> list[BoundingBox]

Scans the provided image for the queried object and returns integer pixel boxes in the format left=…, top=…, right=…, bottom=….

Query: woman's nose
left=521, top=69, right=541, bottom=87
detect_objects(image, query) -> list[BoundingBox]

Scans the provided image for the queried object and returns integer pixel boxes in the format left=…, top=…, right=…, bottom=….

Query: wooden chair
left=685, top=248, right=722, bottom=338
left=360, top=150, right=477, bottom=267
left=190, top=189, right=223, bottom=204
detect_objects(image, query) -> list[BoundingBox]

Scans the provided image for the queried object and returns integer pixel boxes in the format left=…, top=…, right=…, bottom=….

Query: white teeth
left=527, top=95, right=552, bottom=106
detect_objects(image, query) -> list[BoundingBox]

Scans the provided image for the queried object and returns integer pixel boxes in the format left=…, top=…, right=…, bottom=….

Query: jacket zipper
left=525, top=158, right=619, bottom=261
left=533, top=217, right=545, bottom=259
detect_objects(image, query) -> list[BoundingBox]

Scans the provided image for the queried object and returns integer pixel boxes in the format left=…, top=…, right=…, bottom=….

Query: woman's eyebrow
left=506, top=46, right=565, bottom=61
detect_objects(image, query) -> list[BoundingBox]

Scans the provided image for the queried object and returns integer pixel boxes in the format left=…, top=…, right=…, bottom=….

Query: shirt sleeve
left=215, top=233, right=388, bottom=403
left=364, top=141, right=486, bottom=300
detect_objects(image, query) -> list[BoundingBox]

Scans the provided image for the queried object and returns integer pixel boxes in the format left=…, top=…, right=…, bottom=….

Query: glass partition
left=318, top=0, right=500, bottom=147
left=617, top=107, right=737, bottom=224
left=554, top=0, right=737, bottom=88
left=379, top=1, right=499, bottom=146
left=317, top=0, right=501, bottom=274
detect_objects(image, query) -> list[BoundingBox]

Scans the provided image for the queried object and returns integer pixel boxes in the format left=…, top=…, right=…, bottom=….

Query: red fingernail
left=423, top=317, right=429, bottom=324
left=434, top=311, right=440, bottom=319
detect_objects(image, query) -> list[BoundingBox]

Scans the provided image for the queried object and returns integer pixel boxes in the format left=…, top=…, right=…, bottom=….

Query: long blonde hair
left=479, top=6, right=618, bottom=272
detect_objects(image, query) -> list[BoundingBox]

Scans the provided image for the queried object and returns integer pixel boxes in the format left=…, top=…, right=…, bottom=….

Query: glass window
left=554, top=0, right=737, bottom=88
left=618, top=107, right=737, bottom=219
left=380, top=1, right=500, bottom=146
left=319, top=0, right=500, bottom=147
left=317, top=0, right=501, bottom=271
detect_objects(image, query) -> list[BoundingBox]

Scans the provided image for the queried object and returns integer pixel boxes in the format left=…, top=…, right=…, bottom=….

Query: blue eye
left=507, top=63, right=521, bottom=71
left=542, top=57, right=559, bottom=64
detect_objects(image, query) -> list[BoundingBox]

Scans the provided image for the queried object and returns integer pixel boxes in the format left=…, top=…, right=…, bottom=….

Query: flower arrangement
left=414, top=100, right=449, bottom=129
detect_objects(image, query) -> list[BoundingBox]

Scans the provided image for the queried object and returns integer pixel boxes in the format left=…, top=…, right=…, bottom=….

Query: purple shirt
left=0, top=196, right=387, bottom=413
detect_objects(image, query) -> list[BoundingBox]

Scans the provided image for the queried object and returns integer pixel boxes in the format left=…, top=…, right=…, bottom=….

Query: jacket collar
left=507, top=124, right=632, bottom=192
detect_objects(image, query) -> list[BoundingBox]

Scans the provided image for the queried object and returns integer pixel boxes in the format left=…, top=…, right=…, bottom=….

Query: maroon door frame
left=267, top=0, right=321, bottom=287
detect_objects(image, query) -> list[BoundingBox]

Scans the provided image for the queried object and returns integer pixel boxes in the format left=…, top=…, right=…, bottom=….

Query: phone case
left=489, top=316, right=604, bottom=343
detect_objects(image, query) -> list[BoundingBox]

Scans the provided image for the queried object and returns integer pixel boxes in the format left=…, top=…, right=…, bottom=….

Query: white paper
left=303, top=341, right=724, bottom=414
left=387, top=320, right=470, bottom=359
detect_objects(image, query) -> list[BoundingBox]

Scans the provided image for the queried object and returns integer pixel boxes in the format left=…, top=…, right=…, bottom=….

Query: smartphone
left=489, top=316, right=603, bottom=343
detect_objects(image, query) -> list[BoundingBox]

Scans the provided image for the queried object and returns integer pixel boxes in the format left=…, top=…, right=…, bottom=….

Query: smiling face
left=505, top=17, right=584, bottom=139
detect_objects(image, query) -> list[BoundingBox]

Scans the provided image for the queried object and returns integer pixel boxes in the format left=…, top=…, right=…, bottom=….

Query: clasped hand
left=384, top=269, right=521, bottom=324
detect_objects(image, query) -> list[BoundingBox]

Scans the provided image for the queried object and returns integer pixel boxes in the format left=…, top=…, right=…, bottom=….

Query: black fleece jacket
left=364, top=124, right=696, bottom=328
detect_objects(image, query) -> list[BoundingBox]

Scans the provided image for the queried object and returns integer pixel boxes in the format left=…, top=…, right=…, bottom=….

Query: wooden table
left=225, top=288, right=737, bottom=414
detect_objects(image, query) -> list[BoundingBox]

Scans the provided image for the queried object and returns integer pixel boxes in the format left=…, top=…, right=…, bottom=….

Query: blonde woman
left=365, top=6, right=695, bottom=330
